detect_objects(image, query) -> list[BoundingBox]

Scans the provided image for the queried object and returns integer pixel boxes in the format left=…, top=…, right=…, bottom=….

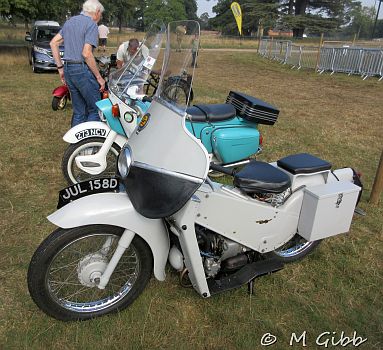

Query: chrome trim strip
left=133, top=161, right=203, bottom=184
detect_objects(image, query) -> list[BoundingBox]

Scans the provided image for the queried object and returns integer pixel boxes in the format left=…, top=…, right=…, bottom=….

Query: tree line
left=209, top=0, right=383, bottom=39
left=0, top=0, right=198, bottom=31
left=1, top=0, right=382, bottom=39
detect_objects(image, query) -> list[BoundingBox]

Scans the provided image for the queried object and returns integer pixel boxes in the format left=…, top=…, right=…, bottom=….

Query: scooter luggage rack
left=226, top=91, right=280, bottom=125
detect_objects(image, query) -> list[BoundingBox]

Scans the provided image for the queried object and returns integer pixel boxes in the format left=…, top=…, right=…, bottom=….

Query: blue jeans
left=64, top=63, right=101, bottom=127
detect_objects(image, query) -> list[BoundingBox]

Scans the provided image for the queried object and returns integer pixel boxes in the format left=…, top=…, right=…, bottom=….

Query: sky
left=196, top=0, right=383, bottom=19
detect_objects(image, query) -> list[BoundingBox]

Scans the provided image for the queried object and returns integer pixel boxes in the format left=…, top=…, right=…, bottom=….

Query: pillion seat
left=186, top=103, right=236, bottom=122
left=277, top=153, right=331, bottom=174
left=233, top=161, right=291, bottom=194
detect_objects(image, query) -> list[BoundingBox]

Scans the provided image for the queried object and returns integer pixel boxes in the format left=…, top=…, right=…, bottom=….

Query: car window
left=35, top=27, right=60, bottom=42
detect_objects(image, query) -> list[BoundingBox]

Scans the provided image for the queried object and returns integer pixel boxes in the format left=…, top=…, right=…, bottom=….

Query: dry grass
left=0, top=50, right=382, bottom=350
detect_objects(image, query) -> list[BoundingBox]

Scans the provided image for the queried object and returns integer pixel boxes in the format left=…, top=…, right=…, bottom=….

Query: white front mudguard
left=63, top=121, right=127, bottom=148
left=48, top=192, right=169, bottom=281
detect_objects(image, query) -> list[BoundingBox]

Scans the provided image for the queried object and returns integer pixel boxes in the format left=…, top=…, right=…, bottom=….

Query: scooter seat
left=277, top=153, right=331, bottom=174
left=186, top=103, right=236, bottom=122
left=234, top=161, right=291, bottom=194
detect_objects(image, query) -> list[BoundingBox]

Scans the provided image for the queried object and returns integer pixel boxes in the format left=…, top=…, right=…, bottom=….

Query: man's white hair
left=83, top=0, right=104, bottom=14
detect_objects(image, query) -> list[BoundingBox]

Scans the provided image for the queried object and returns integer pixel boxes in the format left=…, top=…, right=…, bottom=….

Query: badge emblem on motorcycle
left=335, top=193, right=343, bottom=208
left=136, top=113, right=150, bottom=134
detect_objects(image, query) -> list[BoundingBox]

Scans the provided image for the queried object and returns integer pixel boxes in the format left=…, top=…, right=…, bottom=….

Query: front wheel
left=52, top=95, right=68, bottom=111
left=27, top=225, right=153, bottom=321
left=267, top=234, right=321, bottom=263
left=163, top=79, right=192, bottom=106
left=62, top=137, right=121, bottom=185
left=31, top=56, right=40, bottom=73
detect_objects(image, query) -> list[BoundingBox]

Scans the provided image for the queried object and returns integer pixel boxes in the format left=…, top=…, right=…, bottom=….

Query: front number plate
left=57, top=177, right=119, bottom=209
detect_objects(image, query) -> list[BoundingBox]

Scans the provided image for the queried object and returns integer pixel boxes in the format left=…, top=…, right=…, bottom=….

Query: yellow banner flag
left=230, top=2, right=242, bottom=35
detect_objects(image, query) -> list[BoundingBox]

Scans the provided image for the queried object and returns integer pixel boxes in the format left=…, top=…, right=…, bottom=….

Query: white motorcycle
left=28, top=21, right=363, bottom=321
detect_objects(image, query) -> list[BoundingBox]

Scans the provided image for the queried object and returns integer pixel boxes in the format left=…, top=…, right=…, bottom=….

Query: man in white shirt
left=98, top=23, right=109, bottom=52
left=116, top=38, right=149, bottom=69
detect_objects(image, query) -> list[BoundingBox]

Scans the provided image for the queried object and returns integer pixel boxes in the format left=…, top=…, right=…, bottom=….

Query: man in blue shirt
left=50, top=0, right=105, bottom=127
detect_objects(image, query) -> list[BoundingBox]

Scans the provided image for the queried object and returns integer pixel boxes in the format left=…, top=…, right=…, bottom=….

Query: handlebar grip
left=209, top=163, right=234, bottom=176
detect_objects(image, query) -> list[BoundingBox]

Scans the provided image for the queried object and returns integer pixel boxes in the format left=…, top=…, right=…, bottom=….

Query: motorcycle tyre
left=52, top=96, right=67, bottom=111
left=62, top=137, right=121, bottom=185
left=27, top=225, right=153, bottom=321
left=163, top=79, right=192, bottom=106
left=266, top=235, right=322, bottom=263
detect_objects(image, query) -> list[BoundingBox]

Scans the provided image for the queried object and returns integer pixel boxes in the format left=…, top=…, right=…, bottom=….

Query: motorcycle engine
left=196, top=225, right=251, bottom=278
left=251, top=188, right=291, bottom=207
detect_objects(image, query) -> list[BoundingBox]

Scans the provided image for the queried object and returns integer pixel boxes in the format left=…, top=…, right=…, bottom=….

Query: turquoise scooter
left=61, top=23, right=278, bottom=185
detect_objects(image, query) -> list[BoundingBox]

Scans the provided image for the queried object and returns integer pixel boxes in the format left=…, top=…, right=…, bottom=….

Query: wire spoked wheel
left=163, top=79, right=190, bottom=105
left=268, top=234, right=321, bottom=263
left=28, top=225, right=153, bottom=320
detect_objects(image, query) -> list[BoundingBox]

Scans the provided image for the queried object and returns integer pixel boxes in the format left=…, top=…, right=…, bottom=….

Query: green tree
left=199, top=11, right=210, bottom=30
left=144, top=0, right=187, bottom=27
left=279, top=0, right=360, bottom=37
left=343, top=5, right=375, bottom=39
left=210, top=0, right=279, bottom=36
left=184, top=0, right=198, bottom=20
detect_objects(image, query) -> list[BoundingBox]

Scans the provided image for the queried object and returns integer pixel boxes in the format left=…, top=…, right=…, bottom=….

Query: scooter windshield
left=119, top=21, right=208, bottom=219
left=108, top=21, right=166, bottom=100
left=155, top=20, right=199, bottom=114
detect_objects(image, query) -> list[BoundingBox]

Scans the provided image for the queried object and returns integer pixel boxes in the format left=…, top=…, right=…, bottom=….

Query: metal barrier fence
left=258, top=39, right=383, bottom=80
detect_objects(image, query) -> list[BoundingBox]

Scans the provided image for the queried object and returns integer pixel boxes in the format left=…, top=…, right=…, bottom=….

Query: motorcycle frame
left=48, top=163, right=356, bottom=298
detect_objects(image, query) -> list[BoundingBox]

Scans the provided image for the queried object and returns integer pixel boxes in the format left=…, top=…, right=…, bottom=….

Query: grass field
left=0, top=47, right=382, bottom=350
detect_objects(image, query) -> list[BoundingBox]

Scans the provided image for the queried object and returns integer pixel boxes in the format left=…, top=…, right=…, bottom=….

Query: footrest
left=207, top=259, right=284, bottom=295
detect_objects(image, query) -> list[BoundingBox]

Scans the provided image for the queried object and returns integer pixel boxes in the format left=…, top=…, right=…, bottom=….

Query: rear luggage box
left=226, top=91, right=279, bottom=125
left=212, top=127, right=260, bottom=164
left=298, top=181, right=361, bottom=241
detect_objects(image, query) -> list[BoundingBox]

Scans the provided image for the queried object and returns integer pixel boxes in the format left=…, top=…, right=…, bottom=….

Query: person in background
left=98, top=23, right=109, bottom=52
left=191, top=34, right=200, bottom=68
left=176, top=25, right=186, bottom=52
left=116, top=38, right=149, bottom=69
left=50, top=0, right=105, bottom=127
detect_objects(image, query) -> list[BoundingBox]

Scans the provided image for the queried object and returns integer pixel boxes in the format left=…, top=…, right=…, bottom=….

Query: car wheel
left=31, top=56, right=40, bottom=73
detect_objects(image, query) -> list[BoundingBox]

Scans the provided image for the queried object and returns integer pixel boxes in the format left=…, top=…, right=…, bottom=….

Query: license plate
left=57, top=177, right=119, bottom=209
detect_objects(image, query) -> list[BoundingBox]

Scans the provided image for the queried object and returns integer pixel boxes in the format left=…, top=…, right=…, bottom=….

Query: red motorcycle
left=51, top=54, right=116, bottom=111
left=52, top=84, right=70, bottom=111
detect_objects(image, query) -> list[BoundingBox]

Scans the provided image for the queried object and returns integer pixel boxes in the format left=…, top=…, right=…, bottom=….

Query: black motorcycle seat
left=277, top=153, right=332, bottom=174
left=186, top=103, right=236, bottom=122
left=234, top=161, right=291, bottom=194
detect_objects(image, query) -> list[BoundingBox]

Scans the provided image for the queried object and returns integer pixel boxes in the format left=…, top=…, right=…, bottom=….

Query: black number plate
left=57, top=177, right=119, bottom=209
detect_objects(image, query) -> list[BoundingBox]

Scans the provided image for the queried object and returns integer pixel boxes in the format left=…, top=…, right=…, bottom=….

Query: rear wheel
left=62, top=137, right=121, bottom=185
left=52, top=95, right=68, bottom=111
left=267, top=234, right=321, bottom=263
left=27, top=225, right=153, bottom=321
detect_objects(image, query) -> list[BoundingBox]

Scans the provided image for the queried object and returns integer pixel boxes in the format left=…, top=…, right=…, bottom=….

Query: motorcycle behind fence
left=61, top=24, right=273, bottom=185
left=28, top=20, right=363, bottom=321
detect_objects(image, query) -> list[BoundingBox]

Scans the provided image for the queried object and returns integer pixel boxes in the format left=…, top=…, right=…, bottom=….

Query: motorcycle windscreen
left=123, top=21, right=208, bottom=219
left=108, top=21, right=166, bottom=103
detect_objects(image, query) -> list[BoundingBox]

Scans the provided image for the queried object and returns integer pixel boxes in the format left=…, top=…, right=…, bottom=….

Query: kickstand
left=248, top=279, right=255, bottom=295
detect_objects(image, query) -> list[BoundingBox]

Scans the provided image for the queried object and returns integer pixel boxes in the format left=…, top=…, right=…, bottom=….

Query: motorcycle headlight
left=118, top=144, right=133, bottom=179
